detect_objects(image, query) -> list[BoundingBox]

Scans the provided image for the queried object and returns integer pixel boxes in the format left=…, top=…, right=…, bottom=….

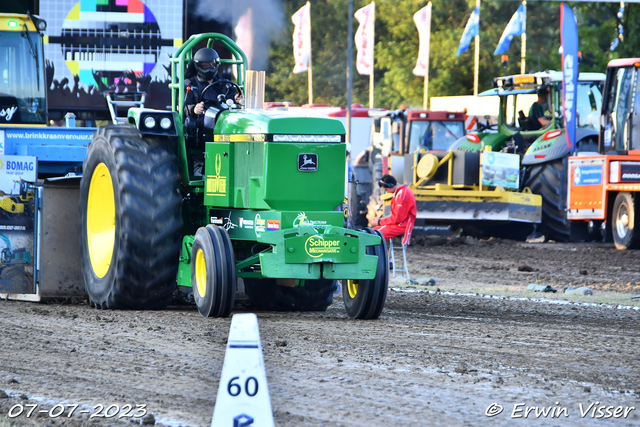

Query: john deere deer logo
left=298, top=153, right=318, bottom=172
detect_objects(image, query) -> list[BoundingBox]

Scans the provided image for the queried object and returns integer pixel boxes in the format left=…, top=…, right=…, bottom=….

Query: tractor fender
left=522, top=128, right=599, bottom=166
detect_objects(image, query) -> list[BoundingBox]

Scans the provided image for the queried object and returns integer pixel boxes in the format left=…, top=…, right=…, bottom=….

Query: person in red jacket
left=370, top=174, right=417, bottom=241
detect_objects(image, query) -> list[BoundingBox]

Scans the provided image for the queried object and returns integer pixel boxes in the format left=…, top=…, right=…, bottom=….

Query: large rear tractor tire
left=244, top=278, right=337, bottom=312
left=349, top=172, right=370, bottom=229
left=192, top=225, right=236, bottom=317
left=522, top=157, right=571, bottom=242
left=342, top=228, right=389, bottom=319
left=79, top=125, right=183, bottom=310
left=612, top=192, right=640, bottom=250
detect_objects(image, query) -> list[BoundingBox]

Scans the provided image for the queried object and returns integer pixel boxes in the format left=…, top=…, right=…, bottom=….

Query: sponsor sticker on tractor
left=255, top=214, right=266, bottom=233
left=238, top=217, right=254, bottom=229
left=305, top=235, right=341, bottom=258
left=573, top=165, right=602, bottom=186
left=293, top=212, right=328, bottom=229
left=267, top=220, right=280, bottom=230
left=284, top=232, right=358, bottom=264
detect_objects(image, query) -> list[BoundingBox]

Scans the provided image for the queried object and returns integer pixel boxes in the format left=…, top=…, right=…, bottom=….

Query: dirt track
left=1, top=238, right=640, bottom=427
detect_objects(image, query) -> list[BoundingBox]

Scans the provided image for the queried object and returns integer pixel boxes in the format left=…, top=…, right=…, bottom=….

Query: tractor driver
left=370, top=174, right=417, bottom=241
left=528, top=88, right=551, bottom=131
left=184, top=48, right=242, bottom=177
left=184, top=47, right=241, bottom=120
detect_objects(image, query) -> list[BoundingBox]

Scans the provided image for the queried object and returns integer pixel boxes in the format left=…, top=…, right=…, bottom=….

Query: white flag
left=355, top=2, right=375, bottom=75
left=292, top=2, right=311, bottom=74
left=413, top=3, right=432, bottom=76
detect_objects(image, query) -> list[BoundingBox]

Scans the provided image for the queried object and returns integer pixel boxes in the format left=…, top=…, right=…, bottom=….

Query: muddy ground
left=1, top=238, right=640, bottom=427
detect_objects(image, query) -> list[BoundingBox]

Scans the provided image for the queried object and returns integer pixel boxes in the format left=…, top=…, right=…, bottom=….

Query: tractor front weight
left=177, top=218, right=381, bottom=285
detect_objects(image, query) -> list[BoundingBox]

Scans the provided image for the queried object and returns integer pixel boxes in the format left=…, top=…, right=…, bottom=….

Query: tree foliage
left=265, top=1, right=631, bottom=109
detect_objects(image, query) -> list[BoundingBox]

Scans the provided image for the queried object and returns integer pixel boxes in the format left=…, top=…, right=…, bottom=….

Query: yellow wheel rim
left=195, top=248, right=207, bottom=298
left=347, top=280, right=359, bottom=299
left=86, top=163, right=115, bottom=278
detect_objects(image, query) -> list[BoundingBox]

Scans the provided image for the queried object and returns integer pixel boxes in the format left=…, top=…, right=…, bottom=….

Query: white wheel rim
left=617, top=204, right=629, bottom=239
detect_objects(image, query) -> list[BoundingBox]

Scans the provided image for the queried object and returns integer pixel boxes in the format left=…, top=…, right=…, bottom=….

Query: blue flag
left=457, top=6, right=479, bottom=57
left=561, top=3, right=579, bottom=151
left=494, top=4, right=526, bottom=55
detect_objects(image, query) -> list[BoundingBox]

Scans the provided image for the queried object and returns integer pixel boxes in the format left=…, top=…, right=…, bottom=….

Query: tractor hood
left=449, top=132, right=507, bottom=152
left=214, top=109, right=346, bottom=137
left=522, top=127, right=599, bottom=166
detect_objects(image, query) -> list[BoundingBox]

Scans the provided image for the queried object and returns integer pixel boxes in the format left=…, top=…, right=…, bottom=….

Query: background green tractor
left=449, top=71, right=605, bottom=241
left=78, top=33, right=389, bottom=319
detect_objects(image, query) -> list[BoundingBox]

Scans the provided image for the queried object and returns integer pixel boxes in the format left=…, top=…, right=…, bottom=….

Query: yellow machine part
left=0, top=197, right=25, bottom=214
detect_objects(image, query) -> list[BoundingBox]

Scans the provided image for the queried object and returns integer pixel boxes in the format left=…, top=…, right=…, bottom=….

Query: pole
left=473, top=0, right=480, bottom=96
left=347, top=0, right=353, bottom=143
left=521, top=1, right=526, bottom=74
left=307, top=1, right=313, bottom=104
left=521, top=33, right=526, bottom=74
left=423, top=77, right=428, bottom=110
left=369, top=73, right=374, bottom=108
left=423, top=1, right=432, bottom=110
left=308, top=56, right=314, bottom=104
left=369, top=3, right=375, bottom=109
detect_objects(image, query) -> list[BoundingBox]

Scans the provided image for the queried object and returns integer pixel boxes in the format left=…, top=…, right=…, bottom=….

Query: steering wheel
left=199, top=80, right=243, bottom=110
left=476, top=121, right=498, bottom=132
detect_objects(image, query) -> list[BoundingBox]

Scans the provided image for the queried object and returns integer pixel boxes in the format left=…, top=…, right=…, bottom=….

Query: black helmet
left=193, top=48, right=220, bottom=80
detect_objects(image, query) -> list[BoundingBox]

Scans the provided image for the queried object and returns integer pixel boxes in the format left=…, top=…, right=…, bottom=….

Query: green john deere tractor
left=78, top=33, right=388, bottom=319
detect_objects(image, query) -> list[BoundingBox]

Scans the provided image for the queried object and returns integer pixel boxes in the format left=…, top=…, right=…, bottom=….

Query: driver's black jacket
left=184, top=74, right=239, bottom=119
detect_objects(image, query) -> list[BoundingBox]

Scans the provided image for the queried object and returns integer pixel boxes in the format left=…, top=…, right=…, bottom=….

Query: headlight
left=160, top=117, right=172, bottom=129
left=144, top=116, right=156, bottom=128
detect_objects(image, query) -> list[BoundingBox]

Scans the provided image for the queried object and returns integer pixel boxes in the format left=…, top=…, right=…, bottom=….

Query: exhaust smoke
left=192, top=0, right=285, bottom=71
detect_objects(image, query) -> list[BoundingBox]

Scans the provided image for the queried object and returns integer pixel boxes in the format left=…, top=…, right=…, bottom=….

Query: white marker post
left=211, top=313, right=274, bottom=427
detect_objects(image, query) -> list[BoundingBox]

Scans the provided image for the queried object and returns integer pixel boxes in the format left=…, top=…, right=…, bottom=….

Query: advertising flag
left=560, top=3, right=579, bottom=151
left=355, top=2, right=375, bottom=75
left=494, top=3, right=526, bottom=55
left=292, top=2, right=311, bottom=74
left=413, top=3, right=432, bottom=76
left=457, top=6, right=479, bottom=57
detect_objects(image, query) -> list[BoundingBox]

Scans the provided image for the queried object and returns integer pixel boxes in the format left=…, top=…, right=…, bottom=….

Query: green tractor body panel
left=214, top=109, right=346, bottom=135
left=206, top=110, right=346, bottom=211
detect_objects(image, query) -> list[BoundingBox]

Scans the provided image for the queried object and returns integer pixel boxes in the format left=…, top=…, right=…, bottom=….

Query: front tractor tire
left=192, top=225, right=236, bottom=317
left=79, top=125, right=183, bottom=310
left=342, top=228, right=389, bottom=319
left=612, top=192, right=640, bottom=250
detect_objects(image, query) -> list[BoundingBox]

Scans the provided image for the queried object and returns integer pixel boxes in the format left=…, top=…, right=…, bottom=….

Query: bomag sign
left=305, top=235, right=342, bottom=258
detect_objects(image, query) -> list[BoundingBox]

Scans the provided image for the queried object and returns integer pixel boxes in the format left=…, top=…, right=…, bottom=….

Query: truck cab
left=0, top=14, right=47, bottom=126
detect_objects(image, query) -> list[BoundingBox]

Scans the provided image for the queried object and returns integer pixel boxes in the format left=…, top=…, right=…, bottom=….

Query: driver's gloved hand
left=194, top=101, right=205, bottom=115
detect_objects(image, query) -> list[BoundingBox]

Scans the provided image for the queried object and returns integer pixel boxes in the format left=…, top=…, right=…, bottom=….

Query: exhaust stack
left=244, top=70, right=265, bottom=110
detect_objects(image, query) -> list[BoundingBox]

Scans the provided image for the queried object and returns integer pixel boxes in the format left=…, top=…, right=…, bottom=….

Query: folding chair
left=390, top=217, right=415, bottom=280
